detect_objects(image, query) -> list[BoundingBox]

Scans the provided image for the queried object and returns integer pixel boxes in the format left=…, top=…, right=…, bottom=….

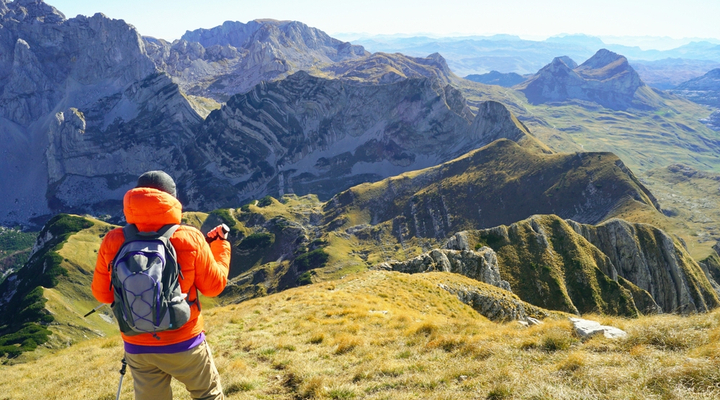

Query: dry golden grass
left=4, top=271, right=720, bottom=399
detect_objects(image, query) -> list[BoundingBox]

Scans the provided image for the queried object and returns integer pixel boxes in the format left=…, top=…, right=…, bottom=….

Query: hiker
left=91, top=171, right=231, bottom=400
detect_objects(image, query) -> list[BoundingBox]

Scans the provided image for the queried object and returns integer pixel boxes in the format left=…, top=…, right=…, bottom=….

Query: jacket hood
left=123, top=187, right=182, bottom=230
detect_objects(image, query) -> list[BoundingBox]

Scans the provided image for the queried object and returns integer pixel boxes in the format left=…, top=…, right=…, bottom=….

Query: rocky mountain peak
left=156, top=18, right=368, bottom=101
left=181, top=18, right=367, bottom=62
left=4, top=0, right=64, bottom=23
left=516, top=49, right=645, bottom=110
left=578, top=48, right=624, bottom=69
left=555, top=56, right=578, bottom=69
left=181, top=20, right=263, bottom=48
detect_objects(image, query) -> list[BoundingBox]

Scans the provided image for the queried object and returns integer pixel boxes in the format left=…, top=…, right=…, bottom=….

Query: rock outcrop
left=373, top=247, right=511, bottom=292
left=515, top=49, right=646, bottom=110
left=570, top=317, right=627, bottom=339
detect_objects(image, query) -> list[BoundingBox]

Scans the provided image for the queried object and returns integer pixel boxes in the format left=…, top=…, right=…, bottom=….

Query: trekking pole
left=116, top=358, right=127, bottom=400
left=83, top=303, right=107, bottom=318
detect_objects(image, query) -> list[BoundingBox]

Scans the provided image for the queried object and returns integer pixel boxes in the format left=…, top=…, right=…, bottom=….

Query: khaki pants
left=125, top=340, right=224, bottom=400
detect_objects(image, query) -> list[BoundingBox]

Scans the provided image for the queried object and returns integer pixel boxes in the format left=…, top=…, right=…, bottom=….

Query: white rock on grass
left=570, top=317, right=627, bottom=339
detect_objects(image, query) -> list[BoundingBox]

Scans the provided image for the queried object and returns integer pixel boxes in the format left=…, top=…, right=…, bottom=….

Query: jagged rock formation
left=515, top=49, right=647, bottom=110
left=144, top=19, right=369, bottom=101
left=373, top=247, right=511, bottom=291
left=45, top=72, right=203, bottom=215
left=183, top=72, right=546, bottom=210
left=444, top=215, right=719, bottom=315
left=324, top=138, right=659, bottom=243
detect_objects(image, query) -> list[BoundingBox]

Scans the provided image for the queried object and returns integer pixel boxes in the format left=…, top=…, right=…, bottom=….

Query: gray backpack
left=110, top=224, right=192, bottom=337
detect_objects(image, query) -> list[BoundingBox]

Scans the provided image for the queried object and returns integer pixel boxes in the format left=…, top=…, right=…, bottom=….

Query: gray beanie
left=136, top=170, right=177, bottom=198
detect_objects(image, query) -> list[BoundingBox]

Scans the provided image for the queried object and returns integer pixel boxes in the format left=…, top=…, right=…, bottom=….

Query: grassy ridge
left=0, top=215, right=95, bottom=359
left=469, top=215, right=639, bottom=317
left=3, top=271, right=720, bottom=399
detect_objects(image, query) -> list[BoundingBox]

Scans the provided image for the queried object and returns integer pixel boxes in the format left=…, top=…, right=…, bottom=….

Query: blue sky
left=48, top=0, right=720, bottom=47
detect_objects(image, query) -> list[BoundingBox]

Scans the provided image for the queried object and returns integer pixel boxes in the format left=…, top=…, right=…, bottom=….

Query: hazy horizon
left=46, top=0, right=720, bottom=51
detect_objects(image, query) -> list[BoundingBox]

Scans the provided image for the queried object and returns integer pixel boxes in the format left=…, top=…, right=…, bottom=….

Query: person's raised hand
left=206, top=224, right=229, bottom=243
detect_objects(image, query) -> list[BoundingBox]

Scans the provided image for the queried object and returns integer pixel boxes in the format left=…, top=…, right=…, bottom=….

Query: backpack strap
left=126, top=224, right=180, bottom=240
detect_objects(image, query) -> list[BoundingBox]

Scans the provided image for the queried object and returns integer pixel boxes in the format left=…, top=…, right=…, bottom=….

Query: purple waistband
left=124, top=332, right=205, bottom=354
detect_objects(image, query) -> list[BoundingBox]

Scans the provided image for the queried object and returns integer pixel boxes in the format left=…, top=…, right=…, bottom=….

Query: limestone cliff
left=0, top=1, right=182, bottom=226
left=567, top=218, right=720, bottom=314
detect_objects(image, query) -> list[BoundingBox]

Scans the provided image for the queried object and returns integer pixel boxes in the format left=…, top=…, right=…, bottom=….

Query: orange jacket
left=92, top=187, right=231, bottom=346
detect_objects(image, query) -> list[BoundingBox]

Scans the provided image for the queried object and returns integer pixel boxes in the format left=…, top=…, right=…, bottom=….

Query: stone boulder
left=570, top=317, right=627, bottom=339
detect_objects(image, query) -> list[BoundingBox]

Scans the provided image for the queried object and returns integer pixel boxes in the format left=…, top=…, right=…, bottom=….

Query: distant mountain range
left=343, top=34, right=720, bottom=90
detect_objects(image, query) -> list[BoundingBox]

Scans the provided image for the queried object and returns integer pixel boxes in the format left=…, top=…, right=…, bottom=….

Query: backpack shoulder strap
left=121, top=224, right=141, bottom=242
left=123, top=224, right=180, bottom=241
left=157, top=224, right=181, bottom=241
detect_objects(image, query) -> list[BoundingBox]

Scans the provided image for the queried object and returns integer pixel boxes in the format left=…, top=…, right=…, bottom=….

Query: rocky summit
left=515, top=49, right=647, bottom=110
left=145, top=19, right=369, bottom=101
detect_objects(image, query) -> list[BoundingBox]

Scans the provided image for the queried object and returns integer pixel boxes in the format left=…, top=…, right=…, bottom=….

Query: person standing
left=92, top=171, right=231, bottom=400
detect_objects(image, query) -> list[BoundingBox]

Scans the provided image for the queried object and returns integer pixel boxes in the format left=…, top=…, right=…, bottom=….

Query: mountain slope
left=6, top=269, right=720, bottom=399
left=323, top=138, right=658, bottom=240
left=182, top=72, right=547, bottom=210
left=318, top=52, right=456, bottom=85
left=0, top=214, right=115, bottom=360
left=443, top=214, right=719, bottom=315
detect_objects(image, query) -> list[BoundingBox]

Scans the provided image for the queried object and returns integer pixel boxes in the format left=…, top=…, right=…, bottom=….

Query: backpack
left=110, top=224, right=192, bottom=337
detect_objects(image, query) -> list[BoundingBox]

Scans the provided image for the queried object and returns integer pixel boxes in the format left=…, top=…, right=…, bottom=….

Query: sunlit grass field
left=3, top=270, right=720, bottom=399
